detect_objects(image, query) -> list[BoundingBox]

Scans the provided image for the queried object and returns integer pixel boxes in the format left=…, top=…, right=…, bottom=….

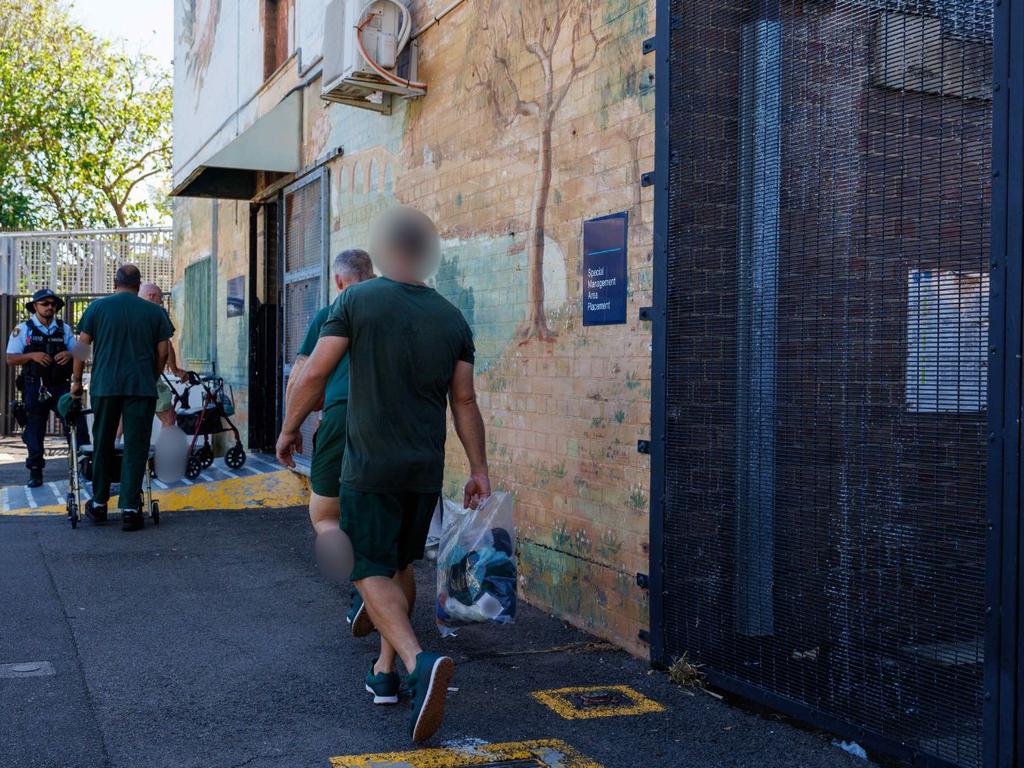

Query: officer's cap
left=25, top=289, right=64, bottom=314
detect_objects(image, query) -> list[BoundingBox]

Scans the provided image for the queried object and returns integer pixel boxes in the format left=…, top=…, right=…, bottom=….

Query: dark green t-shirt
left=298, top=299, right=350, bottom=411
left=321, top=277, right=475, bottom=493
left=78, top=291, right=174, bottom=398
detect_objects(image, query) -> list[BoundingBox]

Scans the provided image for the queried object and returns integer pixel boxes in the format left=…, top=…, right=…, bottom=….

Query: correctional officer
left=71, top=265, right=173, bottom=531
left=5, top=289, right=76, bottom=487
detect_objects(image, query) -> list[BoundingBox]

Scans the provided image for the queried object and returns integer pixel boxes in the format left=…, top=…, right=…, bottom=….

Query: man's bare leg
left=374, top=566, right=416, bottom=674
left=309, top=492, right=348, bottom=579
left=357, top=571, right=422, bottom=672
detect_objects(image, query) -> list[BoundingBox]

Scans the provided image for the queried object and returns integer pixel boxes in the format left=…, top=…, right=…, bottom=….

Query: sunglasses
left=36, top=300, right=56, bottom=308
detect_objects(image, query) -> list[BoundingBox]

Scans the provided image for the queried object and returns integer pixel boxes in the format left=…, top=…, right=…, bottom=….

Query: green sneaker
left=407, top=652, right=455, bottom=742
left=365, top=661, right=400, bottom=705
left=346, top=589, right=375, bottom=638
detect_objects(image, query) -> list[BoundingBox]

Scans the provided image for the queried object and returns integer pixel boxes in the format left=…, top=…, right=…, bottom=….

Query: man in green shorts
left=284, top=249, right=373, bottom=582
left=277, top=207, right=489, bottom=742
left=71, top=265, right=174, bottom=531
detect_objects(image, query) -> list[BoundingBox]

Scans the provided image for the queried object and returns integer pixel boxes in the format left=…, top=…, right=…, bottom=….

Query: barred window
left=181, top=256, right=212, bottom=365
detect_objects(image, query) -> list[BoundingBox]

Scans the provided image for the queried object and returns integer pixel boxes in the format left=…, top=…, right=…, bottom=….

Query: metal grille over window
left=181, top=257, right=212, bottom=366
left=662, top=1, right=991, bottom=765
left=282, top=175, right=327, bottom=465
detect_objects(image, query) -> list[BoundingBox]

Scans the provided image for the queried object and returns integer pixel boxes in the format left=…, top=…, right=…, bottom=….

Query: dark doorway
left=248, top=200, right=281, bottom=452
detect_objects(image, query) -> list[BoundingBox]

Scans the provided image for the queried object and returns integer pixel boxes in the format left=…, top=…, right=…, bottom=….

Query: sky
left=68, top=0, right=174, bottom=69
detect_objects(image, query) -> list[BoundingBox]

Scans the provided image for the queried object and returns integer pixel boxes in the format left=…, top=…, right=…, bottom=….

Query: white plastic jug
left=153, top=424, right=189, bottom=484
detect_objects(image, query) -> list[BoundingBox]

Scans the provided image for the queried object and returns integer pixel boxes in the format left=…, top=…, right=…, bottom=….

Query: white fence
left=0, top=227, right=174, bottom=294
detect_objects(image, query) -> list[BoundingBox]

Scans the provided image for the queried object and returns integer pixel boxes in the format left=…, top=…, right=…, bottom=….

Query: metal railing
left=0, top=227, right=174, bottom=295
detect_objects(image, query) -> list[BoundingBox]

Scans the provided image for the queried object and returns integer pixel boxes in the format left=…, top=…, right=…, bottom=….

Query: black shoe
left=121, top=509, right=144, bottom=532
left=27, top=472, right=43, bottom=488
left=85, top=501, right=108, bottom=524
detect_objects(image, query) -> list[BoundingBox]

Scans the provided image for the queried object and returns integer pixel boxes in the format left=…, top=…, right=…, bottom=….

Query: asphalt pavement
left=0, top=451, right=869, bottom=768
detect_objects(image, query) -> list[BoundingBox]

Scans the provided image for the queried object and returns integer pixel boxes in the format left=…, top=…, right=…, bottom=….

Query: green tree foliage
left=0, top=0, right=171, bottom=230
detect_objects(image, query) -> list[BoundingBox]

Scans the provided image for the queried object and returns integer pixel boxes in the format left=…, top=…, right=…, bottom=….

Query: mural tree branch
left=471, top=0, right=607, bottom=342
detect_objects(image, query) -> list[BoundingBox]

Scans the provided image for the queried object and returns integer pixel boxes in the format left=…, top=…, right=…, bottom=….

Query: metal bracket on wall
left=639, top=306, right=655, bottom=321
left=637, top=440, right=651, bottom=455
left=637, top=573, right=650, bottom=589
left=643, top=36, right=656, bottom=54
left=638, top=629, right=651, bottom=643
left=640, top=171, right=655, bottom=187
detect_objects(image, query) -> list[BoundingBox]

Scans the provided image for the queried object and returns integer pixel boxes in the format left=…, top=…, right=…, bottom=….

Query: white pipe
left=411, top=0, right=466, bottom=40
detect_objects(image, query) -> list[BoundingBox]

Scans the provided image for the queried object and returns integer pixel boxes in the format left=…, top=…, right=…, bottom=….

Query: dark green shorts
left=310, top=403, right=346, bottom=497
left=339, top=487, right=440, bottom=581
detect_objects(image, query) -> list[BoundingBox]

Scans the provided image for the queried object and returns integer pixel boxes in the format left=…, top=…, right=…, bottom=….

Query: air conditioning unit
left=322, top=0, right=426, bottom=114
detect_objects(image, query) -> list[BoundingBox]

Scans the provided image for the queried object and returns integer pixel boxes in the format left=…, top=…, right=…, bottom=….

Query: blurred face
left=140, top=285, right=163, bottom=305
left=34, top=299, right=57, bottom=321
left=370, top=207, right=440, bottom=283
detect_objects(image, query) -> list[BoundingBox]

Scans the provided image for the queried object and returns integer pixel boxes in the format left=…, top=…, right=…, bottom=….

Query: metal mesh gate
left=660, top=1, right=992, bottom=765
left=281, top=172, right=328, bottom=464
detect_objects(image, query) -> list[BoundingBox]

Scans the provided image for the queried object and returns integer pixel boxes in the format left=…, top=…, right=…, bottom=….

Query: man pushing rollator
left=277, top=207, right=490, bottom=742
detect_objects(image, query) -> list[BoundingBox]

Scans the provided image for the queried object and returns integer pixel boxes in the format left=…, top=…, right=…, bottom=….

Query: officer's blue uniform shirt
left=6, top=317, right=76, bottom=355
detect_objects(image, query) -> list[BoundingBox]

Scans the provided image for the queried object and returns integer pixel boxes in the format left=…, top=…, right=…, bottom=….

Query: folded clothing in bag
left=435, top=494, right=517, bottom=635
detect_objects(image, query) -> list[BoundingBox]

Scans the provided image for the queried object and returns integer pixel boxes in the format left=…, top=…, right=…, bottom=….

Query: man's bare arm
left=449, top=360, right=490, bottom=508
left=70, top=332, right=91, bottom=398
left=6, top=352, right=49, bottom=367
left=167, top=342, right=186, bottom=378
left=284, top=355, right=308, bottom=401
left=277, top=336, right=348, bottom=466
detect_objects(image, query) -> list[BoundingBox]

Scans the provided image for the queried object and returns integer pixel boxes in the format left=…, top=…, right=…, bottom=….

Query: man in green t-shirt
left=277, top=207, right=489, bottom=743
left=72, top=264, right=174, bottom=532
left=285, top=249, right=373, bottom=580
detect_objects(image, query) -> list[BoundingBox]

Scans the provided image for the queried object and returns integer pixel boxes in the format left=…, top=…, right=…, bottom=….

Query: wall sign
left=582, top=212, right=628, bottom=326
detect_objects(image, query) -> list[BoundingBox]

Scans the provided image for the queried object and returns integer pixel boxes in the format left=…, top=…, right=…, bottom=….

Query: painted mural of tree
left=471, top=0, right=607, bottom=342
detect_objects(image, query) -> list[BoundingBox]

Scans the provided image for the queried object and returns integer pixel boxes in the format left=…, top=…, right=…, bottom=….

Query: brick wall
left=303, top=0, right=657, bottom=654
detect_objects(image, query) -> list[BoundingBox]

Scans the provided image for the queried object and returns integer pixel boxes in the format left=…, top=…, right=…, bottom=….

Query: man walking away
left=277, top=207, right=490, bottom=743
left=139, top=282, right=188, bottom=427
left=284, top=250, right=374, bottom=587
left=72, top=265, right=173, bottom=531
left=5, top=289, right=77, bottom=487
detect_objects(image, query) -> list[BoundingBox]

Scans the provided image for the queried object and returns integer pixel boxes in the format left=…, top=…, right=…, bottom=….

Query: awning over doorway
left=171, top=91, right=301, bottom=200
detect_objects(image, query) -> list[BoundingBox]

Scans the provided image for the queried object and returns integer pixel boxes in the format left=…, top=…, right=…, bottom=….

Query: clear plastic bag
left=435, top=492, right=517, bottom=636
left=424, top=500, right=443, bottom=561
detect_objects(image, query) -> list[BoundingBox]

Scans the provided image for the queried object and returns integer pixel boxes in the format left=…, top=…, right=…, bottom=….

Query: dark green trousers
left=91, top=395, right=155, bottom=509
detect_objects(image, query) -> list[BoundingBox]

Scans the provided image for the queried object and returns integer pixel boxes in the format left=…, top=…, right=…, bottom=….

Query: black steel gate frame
left=646, top=0, right=1024, bottom=764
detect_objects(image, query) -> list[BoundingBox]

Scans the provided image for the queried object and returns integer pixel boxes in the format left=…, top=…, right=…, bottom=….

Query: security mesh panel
left=282, top=177, right=326, bottom=465
left=283, top=279, right=321, bottom=363
left=285, top=180, right=324, bottom=273
left=662, top=2, right=991, bottom=765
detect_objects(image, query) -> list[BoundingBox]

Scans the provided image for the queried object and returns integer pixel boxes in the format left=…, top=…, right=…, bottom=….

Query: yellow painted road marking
left=530, top=685, right=665, bottom=720
left=0, top=469, right=308, bottom=516
left=329, top=738, right=602, bottom=768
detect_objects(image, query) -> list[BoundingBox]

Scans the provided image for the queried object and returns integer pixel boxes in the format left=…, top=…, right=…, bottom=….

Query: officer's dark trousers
left=91, top=396, right=155, bottom=510
left=23, top=380, right=69, bottom=470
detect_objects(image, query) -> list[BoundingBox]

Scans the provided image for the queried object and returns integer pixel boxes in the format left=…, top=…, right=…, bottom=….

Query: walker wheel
left=185, top=456, right=203, bottom=479
left=151, top=501, right=160, bottom=526
left=197, top=444, right=214, bottom=469
left=225, top=445, right=246, bottom=469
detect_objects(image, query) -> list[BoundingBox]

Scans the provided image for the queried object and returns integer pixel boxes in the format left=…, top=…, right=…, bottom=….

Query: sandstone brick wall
left=305, top=0, right=658, bottom=654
